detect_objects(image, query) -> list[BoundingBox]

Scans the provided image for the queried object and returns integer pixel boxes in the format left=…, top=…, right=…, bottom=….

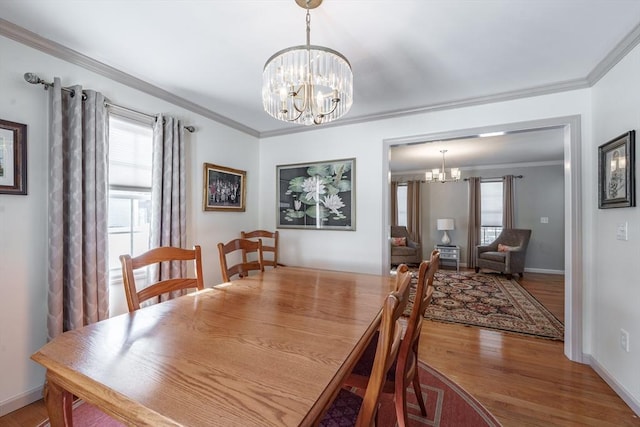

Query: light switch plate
left=540, top=217, right=549, bottom=224
left=616, top=222, right=628, bottom=241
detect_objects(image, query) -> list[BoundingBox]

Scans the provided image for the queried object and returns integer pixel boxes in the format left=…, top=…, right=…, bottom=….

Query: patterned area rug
left=375, top=361, right=501, bottom=426
left=408, top=270, right=564, bottom=340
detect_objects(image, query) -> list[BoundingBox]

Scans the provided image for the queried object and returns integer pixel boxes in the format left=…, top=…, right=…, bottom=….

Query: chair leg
left=475, top=267, right=479, bottom=273
left=395, top=384, right=409, bottom=427
left=412, top=371, right=428, bottom=416
left=506, top=273, right=512, bottom=280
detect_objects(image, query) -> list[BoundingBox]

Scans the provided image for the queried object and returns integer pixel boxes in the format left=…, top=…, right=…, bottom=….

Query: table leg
left=43, top=374, right=74, bottom=427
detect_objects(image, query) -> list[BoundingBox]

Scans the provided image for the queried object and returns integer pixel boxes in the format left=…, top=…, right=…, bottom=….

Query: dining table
left=31, top=266, right=396, bottom=426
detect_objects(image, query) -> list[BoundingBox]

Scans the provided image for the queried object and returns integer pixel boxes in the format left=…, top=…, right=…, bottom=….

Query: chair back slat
left=241, top=230, right=279, bottom=268
left=120, top=246, right=204, bottom=312
left=218, top=238, right=264, bottom=282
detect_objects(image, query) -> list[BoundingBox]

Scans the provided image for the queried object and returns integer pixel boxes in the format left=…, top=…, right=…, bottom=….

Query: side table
left=435, top=244, right=460, bottom=272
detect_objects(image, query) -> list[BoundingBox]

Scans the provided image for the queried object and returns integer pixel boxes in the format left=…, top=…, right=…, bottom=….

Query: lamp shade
left=437, top=218, right=454, bottom=231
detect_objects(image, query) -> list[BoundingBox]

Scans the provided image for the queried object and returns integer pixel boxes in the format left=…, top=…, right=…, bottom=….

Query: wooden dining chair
left=344, top=250, right=440, bottom=426
left=319, top=269, right=412, bottom=427
left=217, top=238, right=264, bottom=282
left=119, top=245, right=205, bottom=312
left=241, top=229, right=280, bottom=268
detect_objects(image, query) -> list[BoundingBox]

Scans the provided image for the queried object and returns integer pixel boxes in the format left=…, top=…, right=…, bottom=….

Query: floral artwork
left=277, top=158, right=355, bottom=230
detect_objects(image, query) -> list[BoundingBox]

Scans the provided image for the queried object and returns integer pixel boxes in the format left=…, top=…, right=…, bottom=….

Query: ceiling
left=1, top=1, right=639, bottom=167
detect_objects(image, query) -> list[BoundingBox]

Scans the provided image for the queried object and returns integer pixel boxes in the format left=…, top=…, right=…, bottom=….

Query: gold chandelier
left=262, top=0, right=353, bottom=126
left=425, top=150, right=461, bottom=183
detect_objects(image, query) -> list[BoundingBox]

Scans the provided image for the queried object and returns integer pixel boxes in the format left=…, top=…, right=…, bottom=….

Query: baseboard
left=524, top=267, right=564, bottom=275
left=458, top=264, right=564, bottom=275
left=0, top=385, right=43, bottom=416
left=586, top=354, right=640, bottom=417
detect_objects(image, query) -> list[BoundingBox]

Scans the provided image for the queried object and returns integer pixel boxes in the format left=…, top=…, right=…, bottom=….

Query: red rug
left=376, top=361, right=501, bottom=427
left=37, top=399, right=124, bottom=427
left=38, top=362, right=500, bottom=427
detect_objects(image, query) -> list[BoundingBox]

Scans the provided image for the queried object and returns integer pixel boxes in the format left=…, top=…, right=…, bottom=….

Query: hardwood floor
left=2, top=271, right=638, bottom=426
left=420, top=270, right=639, bottom=426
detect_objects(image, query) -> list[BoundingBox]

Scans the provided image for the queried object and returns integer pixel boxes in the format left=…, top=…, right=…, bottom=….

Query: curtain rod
left=463, top=175, right=523, bottom=181
left=23, top=72, right=195, bottom=132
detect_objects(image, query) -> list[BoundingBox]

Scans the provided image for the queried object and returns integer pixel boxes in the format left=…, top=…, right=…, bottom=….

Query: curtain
left=149, top=114, right=187, bottom=301
left=390, top=181, right=398, bottom=226
left=406, top=180, right=422, bottom=244
left=466, top=177, right=481, bottom=268
left=47, top=78, right=109, bottom=340
left=503, top=174, right=516, bottom=229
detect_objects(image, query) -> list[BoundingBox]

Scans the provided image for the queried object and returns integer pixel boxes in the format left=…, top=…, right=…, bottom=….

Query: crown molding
left=587, top=22, right=640, bottom=85
left=391, top=160, right=564, bottom=178
left=0, top=18, right=260, bottom=138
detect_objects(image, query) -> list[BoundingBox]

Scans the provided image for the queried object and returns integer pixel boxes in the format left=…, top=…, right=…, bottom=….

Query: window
left=480, top=180, right=503, bottom=245
left=107, top=116, right=153, bottom=286
left=396, top=184, right=407, bottom=227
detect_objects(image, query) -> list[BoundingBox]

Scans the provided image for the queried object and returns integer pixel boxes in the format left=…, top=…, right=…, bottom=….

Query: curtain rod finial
left=24, top=72, right=43, bottom=85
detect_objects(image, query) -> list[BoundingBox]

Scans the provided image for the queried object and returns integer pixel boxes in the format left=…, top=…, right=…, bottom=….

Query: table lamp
left=437, top=218, right=454, bottom=245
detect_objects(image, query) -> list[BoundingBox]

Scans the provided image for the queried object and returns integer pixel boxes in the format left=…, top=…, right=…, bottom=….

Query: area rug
left=375, top=361, right=501, bottom=426
left=408, top=270, right=564, bottom=340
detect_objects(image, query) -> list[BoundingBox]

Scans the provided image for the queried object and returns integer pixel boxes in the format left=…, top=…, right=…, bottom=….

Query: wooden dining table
left=31, top=266, right=395, bottom=426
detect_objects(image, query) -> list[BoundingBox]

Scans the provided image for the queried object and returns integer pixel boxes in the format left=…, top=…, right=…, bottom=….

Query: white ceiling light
left=425, top=150, right=461, bottom=183
left=262, top=0, right=353, bottom=126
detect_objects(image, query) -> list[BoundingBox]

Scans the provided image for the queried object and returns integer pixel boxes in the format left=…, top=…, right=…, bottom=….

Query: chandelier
left=262, top=0, right=353, bottom=126
left=425, top=150, right=461, bottom=183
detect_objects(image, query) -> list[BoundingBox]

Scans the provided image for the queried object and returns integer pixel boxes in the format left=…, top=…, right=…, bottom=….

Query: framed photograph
left=598, top=130, right=635, bottom=209
left=203, top=163, right=246, bottom=212
left=0, top=119, right=27, bottom=195
left=277, top=158, right=355, bottom=230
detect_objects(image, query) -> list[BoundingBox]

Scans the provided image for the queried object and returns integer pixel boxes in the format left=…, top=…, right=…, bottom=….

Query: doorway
left=381, top=116, right=583, bottom=363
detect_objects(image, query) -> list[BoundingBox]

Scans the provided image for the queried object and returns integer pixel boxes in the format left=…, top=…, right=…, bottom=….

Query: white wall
left=260, top=91, right=590, bottom=272
left=591, top=40, right=640, bottom=408
left=0, top=35, right=259, bottom=414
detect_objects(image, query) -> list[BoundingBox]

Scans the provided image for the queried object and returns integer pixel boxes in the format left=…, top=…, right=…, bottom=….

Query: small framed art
left=0, top=119, right=27, bottom=195
left=598, top=130, right=635, bottom=209
left=203, top=163, right=246, bottom=212
left=277, top=158, right=355, bottom=230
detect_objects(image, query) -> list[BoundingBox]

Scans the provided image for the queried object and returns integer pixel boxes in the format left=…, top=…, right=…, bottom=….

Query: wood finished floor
left=1, top=270, right=638, bottom=426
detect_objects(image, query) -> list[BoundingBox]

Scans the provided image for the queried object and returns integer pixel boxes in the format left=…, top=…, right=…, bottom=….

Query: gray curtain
left=503, top=175, right=516, bottom=229
left=390, top=181, right=398, bottom=226
left=47, top=78, right=109, bottom=340
left=466, top=177, right=481, bottom=268
left=149, top=114, right=187, bottom=301
left=406, top=180, right=422, bottom=243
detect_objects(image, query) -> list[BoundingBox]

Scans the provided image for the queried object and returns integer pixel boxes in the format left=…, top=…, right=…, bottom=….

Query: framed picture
left=598, top=130, right=635, bottom=209
left=0, top=119, right=27, bottom=195
left=203, top=163, right=246, bottom=212
left=277, top=158, right=355, bottom=230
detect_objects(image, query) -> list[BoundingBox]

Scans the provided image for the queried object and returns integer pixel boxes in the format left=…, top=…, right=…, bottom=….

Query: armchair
left=475, top=228, right=531, bottom=279
left=390, top=225, right=422, bottom=266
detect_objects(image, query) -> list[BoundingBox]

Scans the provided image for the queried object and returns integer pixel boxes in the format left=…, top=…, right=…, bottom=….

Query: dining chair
left=240, top=229, right=280, bottom=268
left=119, top=245, right=205, bottom=312
left=344, top=250, right=440, bottom=426
left=217, top=238, right=264, bottom=282
left=319, top=269, right=412, bottom=427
